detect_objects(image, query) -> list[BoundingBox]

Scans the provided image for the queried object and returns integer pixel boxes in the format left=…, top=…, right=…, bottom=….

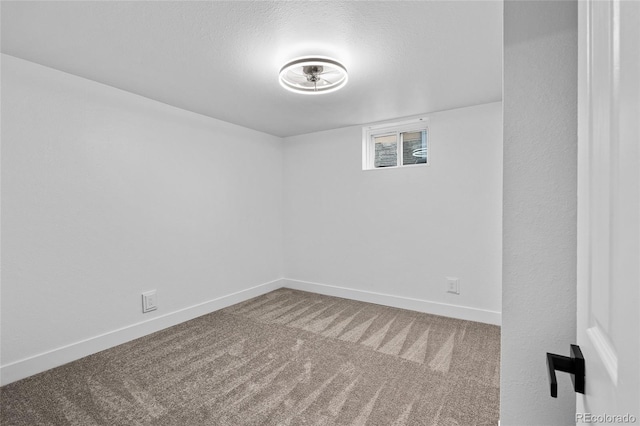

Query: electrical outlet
left=142, top=290, right=157, bottom=313
left=446, top=277, right=460, bottom=294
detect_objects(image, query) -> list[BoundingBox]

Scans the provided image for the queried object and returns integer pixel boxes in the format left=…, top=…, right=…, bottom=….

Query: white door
left=577, top=0, right=639, bottom=421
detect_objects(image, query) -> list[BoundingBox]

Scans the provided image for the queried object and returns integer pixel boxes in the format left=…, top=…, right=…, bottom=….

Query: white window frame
left=362, top=117, right=429, bottom=170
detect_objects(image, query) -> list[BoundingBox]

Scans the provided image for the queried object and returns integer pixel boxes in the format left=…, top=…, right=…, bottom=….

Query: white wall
left=1, top=55, right=503, bottom=386
left=502, top=1, right=577, bottom=424
left=1, top=55, right=284, bottom=384
left=283, top=102, right=502, bottom=324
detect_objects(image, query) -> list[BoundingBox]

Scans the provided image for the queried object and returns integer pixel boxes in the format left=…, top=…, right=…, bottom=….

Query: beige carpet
left=0, top=289, right=500, bottom=425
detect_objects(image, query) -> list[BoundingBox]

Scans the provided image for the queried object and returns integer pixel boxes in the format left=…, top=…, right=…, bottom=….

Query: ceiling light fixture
left=279, top=57, right=348, bottom=95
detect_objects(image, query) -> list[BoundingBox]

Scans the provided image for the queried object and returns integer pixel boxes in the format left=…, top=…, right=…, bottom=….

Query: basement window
left=362, top=118, right=428, bottom=170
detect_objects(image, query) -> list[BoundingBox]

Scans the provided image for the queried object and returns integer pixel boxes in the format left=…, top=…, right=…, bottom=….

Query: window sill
left=362, top=163, right=430, bottom=171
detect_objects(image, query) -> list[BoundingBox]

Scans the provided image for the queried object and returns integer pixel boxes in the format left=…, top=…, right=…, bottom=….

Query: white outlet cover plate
left=142, top=290, right=157, bottom=313
left=446, top=277, right=460, bottom=294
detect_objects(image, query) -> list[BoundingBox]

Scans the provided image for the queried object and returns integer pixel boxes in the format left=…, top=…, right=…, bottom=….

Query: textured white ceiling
left=1, top=1, right=502, bottom=137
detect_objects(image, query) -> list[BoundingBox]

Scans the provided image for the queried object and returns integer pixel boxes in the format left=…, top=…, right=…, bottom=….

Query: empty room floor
left=0, top=289, right=500, bottom=425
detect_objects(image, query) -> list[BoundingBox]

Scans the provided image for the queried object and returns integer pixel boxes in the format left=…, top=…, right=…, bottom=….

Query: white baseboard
left=0, top=278, right=284, bottom=386
left=2, top=277, right=500, bottom=386
left=282, top=278, right=502, bottom=326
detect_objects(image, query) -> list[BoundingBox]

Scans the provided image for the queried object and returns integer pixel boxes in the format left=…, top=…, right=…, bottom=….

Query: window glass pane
left=374, top=134, right=398, bottom=168
left=402, top=130, right=427, bottom=165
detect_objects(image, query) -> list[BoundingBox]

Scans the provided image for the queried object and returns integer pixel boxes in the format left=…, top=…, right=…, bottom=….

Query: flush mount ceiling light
left=279, top=57, right=348, bottom=95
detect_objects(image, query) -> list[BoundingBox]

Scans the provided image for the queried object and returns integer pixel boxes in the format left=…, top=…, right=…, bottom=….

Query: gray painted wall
left=502, top=1, right=578, bottom=424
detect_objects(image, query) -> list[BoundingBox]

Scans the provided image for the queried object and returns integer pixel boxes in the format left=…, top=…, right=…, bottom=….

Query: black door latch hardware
left=546, top=344, right=585, bottom=398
